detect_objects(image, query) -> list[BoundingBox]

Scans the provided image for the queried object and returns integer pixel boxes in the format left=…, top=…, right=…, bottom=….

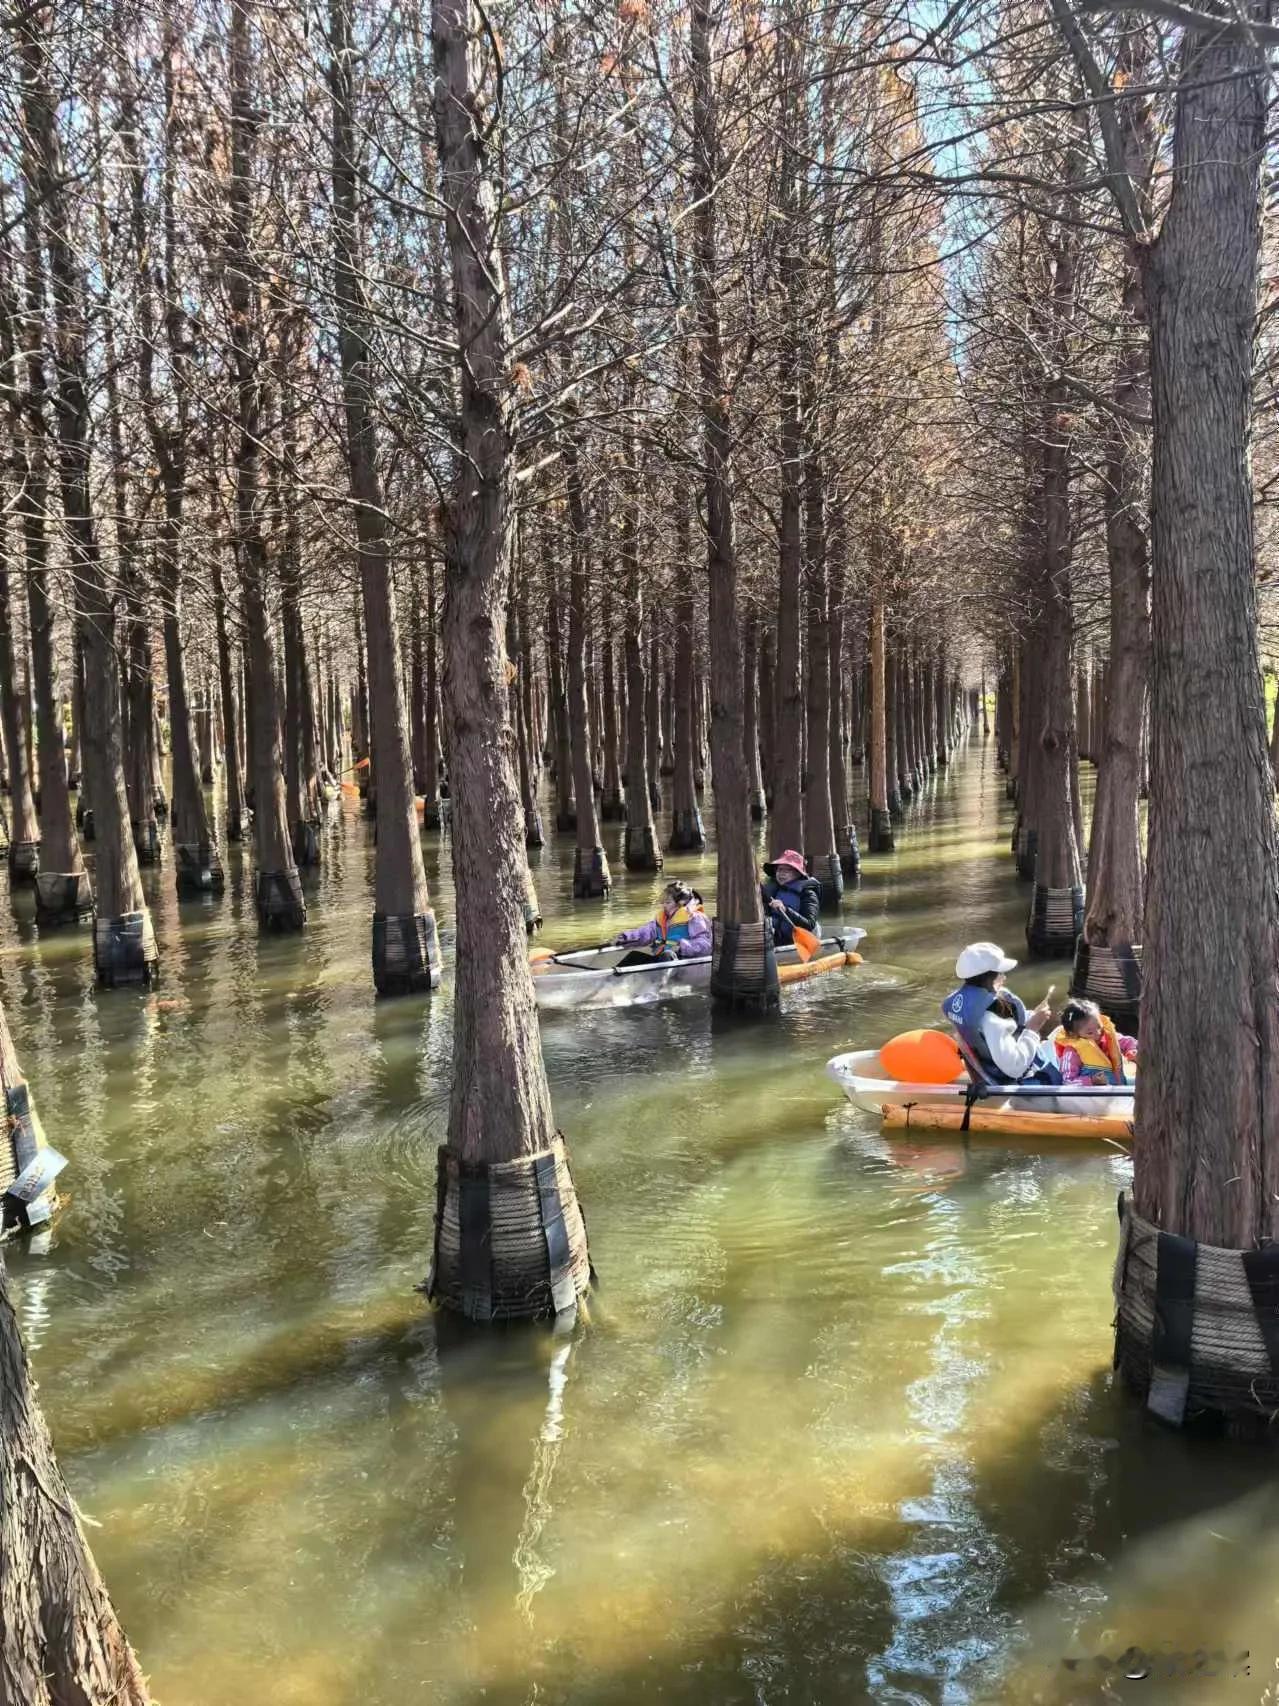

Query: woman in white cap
left=941, top=942, right=1060, bottom=1084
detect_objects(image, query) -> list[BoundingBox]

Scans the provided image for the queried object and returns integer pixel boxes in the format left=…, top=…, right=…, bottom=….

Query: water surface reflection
left=3, top=745, right=1265, bottom=1704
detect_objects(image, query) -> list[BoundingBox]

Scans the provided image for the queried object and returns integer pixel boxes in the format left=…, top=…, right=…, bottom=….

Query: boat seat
left=946, top=1029, right=1007, bottom=1096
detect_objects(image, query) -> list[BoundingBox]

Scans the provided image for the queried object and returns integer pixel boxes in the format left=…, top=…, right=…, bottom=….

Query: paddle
left=792, top=924, right=821, bottom=963
left=529, top=941, right=618, bottom=966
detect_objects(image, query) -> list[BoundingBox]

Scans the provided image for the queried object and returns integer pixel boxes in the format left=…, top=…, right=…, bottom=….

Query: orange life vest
left=655, top=904, right=699, bottom=945
left=1052, top=1014, right=1126, bottom=1083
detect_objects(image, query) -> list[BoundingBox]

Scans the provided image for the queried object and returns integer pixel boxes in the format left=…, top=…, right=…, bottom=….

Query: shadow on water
left=438, top=1357, right=1278, bottom=1706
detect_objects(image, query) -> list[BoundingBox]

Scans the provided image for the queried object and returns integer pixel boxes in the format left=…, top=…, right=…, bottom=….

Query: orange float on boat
left=878, top=1028, right=965, bottom=1086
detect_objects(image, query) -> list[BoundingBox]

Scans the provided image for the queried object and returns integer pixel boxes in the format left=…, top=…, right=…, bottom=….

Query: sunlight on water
left=1, top=742, right=1267, bottom=1705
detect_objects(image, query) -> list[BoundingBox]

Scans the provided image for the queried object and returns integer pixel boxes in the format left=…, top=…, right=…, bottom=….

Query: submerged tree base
left=174, top=843, right=226, bottom=898
left=254, top=869, right=306, bottom=932
left=93, top=910, right=159, bottom=989
left=571, top=846, right=611, bottom=900
left=523, top=807, right=544, bottom=849
left=132, top=821, right=162, bottom=866
left=555, top=808, right=577, bottom=834
left=709, top=918, right=779, bottom=1014
left=623, top=825, right=663, bottom=872
left=599, top=791, right=625, bottom=822
left=34, top=872, right=93, bottom=926
left=838, top=821, right=862, bottom=881
left=8, top=841, right=39, bottom=883
left=427, top=1136, right=592, bottom=1323
left=809, top=852, right=844, bottom=911
left=1026, top=883, right=1084, bottom=958
left=372, top=910, right=442, bottom=996
left=1114, top=1193, right=1279, bottom=1439
left=1071, top=940, right=1142, bottom=1035
left=291, top=820, right=321, bottom=868
left=423, top=800, right=444, bottom=832
left=668, top=809, right=706, bottom=852
left=868, top=807, right=894, bottom=853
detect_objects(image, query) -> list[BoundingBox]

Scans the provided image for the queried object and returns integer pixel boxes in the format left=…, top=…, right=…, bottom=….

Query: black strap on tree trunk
left=458, top=1166, right=493, bottom=1322
left=534, top=1150, right=577, bottom=1317
left=1148, top=1227, right=1198, bottom=1426
left=425, top=1147, right=451, bottom=1300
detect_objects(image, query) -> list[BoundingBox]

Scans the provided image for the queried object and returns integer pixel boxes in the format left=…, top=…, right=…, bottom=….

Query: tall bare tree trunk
left=802, top=431, right=840, bottom=906
left=212, top=550, right=248, bottom=842
left=867, top=593, right=892, bottom=851
left=562, top=456, right=609, bottom=898
left=20, top=11, right=154, bottom=985
left=428, top=0, right=590, bottom=1318
left=599, top=588, right=624, bottom=822
left=619, top=511, right=658, bottom=871
left=1132, top=21, right=1279, bottom=1250
left=669, top=583, right=704, bottom=852
left=646, top=637, right=663, bottom=811
left=0, top=549, right=38, bottom=883
left=227, top=0, right=302, bottom=932
left=690, top=0, right=773, bottom=1011
left=1075, top=26, right=1153, bottom=1030
left=0, top=215, right=77, bottom=906
left=742, top=611, right=766, bottom=821
left=331, top=0, right=439, bottom=990
left=1026, top=216, right=1084, bottom=959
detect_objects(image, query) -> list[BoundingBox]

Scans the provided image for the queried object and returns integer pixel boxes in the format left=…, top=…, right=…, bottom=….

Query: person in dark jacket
left=760, top=848, right=820, bottom=947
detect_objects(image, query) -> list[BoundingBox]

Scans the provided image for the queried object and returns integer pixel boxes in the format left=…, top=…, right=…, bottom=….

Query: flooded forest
left=0, top=0, right=1278, bottom=1701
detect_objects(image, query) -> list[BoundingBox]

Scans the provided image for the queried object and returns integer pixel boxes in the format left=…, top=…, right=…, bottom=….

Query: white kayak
left=825, top=1047, right=1135, bottom=1122
left=533, top=929, right=867, bottom=1012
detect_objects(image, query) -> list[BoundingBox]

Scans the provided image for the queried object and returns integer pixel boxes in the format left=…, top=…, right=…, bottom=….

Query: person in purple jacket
left=613, top=882, right=711, bottom=966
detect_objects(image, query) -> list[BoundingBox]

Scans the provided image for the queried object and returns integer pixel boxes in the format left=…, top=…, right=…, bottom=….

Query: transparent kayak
left=826, top=1047, right=1135, bottom=1123
left=532, top=929, right=867, bottom=1012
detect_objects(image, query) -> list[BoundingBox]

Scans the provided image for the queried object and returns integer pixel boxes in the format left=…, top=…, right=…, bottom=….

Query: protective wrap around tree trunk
left=427, top=1136, right=591, bottom=1322
left=34, top=871, right=93, bottom=927
left=372, top=911, right=442, bottom=997
left=254, top=869, right=306, bottom=933
left=1071, top=939, right=1142, bottom=1034
left=92, top=910, right=158, bottom=989
left=709, top=917, right=779, bottom=1015
left=571, top=845, right=610, bottom=900
left=1026, top=882, right=1084, bottom=958
left=1114, top=1192, right=1279, bottom=1434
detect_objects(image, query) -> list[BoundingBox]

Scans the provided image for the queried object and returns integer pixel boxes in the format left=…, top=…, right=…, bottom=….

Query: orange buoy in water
left=879, top=1028, right=964, bottom=1085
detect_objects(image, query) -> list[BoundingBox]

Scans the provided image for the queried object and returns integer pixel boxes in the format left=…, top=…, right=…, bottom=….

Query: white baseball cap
left=955, top=941, right=1017, bottom=979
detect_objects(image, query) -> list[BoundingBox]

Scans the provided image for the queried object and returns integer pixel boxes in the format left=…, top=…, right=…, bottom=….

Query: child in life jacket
left=614, top=882, right=711, bottom=966
left=1052, top=998, right=1138, bottom=1086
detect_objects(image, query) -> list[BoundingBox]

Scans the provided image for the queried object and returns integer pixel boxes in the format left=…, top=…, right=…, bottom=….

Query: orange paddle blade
left=529, top=947, right=556, bottom=963
left=792, top=925, right=820, bottom=963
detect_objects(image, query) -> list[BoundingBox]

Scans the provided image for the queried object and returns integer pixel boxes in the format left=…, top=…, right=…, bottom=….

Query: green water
left=3, top=743, right=1271, bottom=1706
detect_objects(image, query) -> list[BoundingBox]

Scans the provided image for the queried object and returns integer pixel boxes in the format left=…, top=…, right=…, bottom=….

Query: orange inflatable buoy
left=879, top=1029, right=964, bottom=1085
